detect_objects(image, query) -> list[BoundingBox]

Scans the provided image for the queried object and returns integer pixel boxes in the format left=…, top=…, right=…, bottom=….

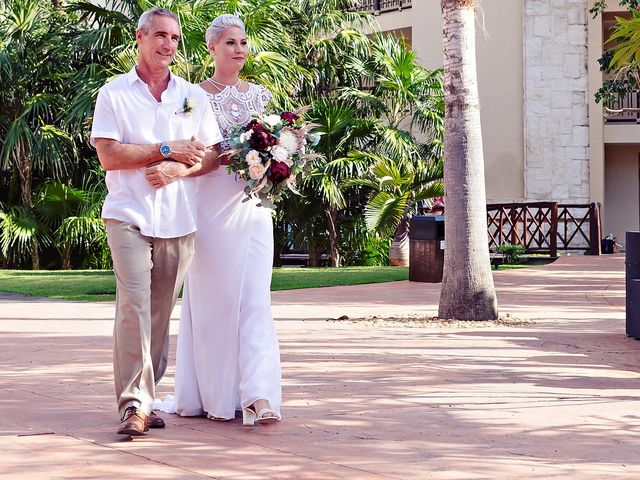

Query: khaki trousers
left=105, top=219, right=195, bottom=419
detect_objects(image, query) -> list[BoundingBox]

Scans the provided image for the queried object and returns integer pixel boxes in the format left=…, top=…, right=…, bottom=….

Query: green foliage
left=338, top=215, right=391, bottom=266
left=593, top=2, right=640, bottom=106
left=0, top=0, right=78, bottom=187
left=590, top=0, right=640, bottom=18
left=496, top=243, right=526, bottom=265
left=33, top=179, right=109, bottom=269
left=0, top=0, right=445, bottom=270
left=0, top=205, right=50, bottom=267
left=337, top=34, right=444, bottom=249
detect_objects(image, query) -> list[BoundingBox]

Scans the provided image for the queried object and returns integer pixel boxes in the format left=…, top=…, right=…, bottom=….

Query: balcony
left=604, top=91, right=640, bottom=124
left=356, top=0, right=412, bottom=14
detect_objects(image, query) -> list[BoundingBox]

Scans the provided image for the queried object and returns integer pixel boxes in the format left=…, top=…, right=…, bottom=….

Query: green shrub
left=496, top=243, right=526, bottom=265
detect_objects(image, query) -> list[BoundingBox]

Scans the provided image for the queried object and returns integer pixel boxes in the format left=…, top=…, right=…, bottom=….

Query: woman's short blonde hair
left=205, top=14, right=246, bottom=46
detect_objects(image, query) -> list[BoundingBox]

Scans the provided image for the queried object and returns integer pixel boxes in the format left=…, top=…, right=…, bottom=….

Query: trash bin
left=626, top=231, right=640, bottom=338
left=602, top=234, right=616, bottom=254
left=409, top=215, right=444, bottom=282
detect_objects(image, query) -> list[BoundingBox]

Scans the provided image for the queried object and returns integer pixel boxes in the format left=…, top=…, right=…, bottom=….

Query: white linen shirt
left=90, top=67, right=223, bottom=238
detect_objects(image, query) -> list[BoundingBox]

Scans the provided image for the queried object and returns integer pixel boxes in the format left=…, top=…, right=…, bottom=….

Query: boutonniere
left=175, top=97, right=195, bottom=116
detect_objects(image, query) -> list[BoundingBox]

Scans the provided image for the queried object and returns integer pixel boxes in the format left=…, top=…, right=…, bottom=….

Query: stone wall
left=523, top=0, right=590, bottom=203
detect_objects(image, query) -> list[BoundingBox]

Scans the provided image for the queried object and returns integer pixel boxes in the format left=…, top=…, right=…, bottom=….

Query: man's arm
left=144, top=142, right=222, bottom=189
left=94, top=138, right=206, bottom=171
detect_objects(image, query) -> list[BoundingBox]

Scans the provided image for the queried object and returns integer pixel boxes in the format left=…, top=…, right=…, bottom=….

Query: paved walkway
left=0, top=255, right=638, bottom=479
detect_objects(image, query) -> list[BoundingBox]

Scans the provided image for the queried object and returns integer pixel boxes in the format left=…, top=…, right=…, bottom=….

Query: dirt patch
left=327, top=313, right=534, bottom=328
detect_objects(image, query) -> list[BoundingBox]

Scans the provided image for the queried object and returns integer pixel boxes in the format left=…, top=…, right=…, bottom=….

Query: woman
left=159, top=14, right=282, bottom=425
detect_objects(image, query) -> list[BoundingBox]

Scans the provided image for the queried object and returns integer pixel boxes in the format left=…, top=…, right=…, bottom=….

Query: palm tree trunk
left=389, top=212, right=410, bottom=267
left=325, top=206, right=341, bottom=267
left=308, top=234, right=319, bottom=267
left=61, top=245, right=72, bottom=270
left=18, top=156, right=40, bottom=270
left=438, top=0, right=498, bottom=320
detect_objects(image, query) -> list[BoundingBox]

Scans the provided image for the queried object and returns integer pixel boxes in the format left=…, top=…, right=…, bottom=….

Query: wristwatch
left=160, top=142, right=172, bottom=158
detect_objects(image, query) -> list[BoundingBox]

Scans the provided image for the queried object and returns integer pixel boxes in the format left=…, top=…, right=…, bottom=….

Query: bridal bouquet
left=225, top=108, right=321, bottom=208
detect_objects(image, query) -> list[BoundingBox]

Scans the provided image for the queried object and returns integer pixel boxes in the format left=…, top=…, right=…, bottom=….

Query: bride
left=155, top=14, right=282, bottom=425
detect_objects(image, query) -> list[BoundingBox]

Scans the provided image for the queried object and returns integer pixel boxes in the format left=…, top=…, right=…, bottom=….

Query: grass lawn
left=0, top=266, right=409, bottom=302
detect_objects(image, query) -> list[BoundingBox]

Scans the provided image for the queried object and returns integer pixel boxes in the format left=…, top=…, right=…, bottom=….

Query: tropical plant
left=345, top=152, right=443, bottom=265
left=34, top=178, right=108, bottom=269
left=302, top=98, right=374, bottom=267
left=591, top=1, right=640, bottom=107
left=0, top=0, right=79, bottom=268
left=0, top=204, right=50, bottom=268
left=68, top=0, right=306, bottom=131
left=339, top=33, right=445, bottom=265
left=276, top=0, right=377, bottom=267
left=438, top=0, right=498, bottom=320
left=338, top=214, right=391, bottom=266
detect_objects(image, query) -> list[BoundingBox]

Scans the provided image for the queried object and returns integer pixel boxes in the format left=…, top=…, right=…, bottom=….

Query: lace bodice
left=204, top=82, right=271, bottom=150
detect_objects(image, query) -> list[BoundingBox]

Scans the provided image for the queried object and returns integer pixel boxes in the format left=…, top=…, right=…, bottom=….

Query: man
left=91, top=8, right=222, bottom=436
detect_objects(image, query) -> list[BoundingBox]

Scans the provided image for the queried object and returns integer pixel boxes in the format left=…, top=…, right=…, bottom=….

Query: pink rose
left=246, top=149, right=261, bottom=165
left=248, top=163, right=266, bottom=180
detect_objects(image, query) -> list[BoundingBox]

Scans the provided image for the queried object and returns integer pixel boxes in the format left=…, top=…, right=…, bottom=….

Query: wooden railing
left=605, top=90, right=640, bottom=123
left=356, top=0, right=412, bottom=13
left=487, top=202, right=601, bottom=256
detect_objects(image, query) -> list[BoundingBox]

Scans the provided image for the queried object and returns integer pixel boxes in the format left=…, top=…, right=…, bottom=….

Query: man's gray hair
left=137, top=8, right=180, bottom=33
left=205, top=14, right=245, bottom=46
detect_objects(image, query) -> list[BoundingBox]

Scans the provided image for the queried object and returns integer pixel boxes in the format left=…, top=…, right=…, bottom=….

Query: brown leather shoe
left=147, top=411, right=165, bottom=429
left=117, top=407, right=148, bottom=436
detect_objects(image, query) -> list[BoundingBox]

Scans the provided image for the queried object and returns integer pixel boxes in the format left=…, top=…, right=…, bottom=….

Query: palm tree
left=34, top=178, right=107, bottom=269
left=68, top=0, right=305, bottom=130
left=339, top=33, right=445, bottom=265
left=281, top=1, right=383, bottom=267
left=0, top=204, right=50, bottom=268
left=302, top=98, right=374, bottom=266
left=437, top=0, right=498, bottom=320
left=0, top=0, right=77, bottom=268
left=345, top=152, right=443, bottom=266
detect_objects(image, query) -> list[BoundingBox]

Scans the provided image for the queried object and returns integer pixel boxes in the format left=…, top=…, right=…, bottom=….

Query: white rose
left=263, top=114, right=282, bottom=128
left=271, top=145, right=289, bottom=163
left=246, top=149, right=261, bottom=165
left=248, top=163, right=266, bottom=180
left=239, top=129, right=253, bottom=144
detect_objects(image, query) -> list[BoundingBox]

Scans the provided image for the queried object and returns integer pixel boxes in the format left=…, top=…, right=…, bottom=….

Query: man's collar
left=127, top=66, right=176, bottom=86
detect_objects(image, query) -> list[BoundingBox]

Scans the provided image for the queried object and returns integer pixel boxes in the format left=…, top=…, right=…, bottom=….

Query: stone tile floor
left=1, top=255, right=638, bottom=479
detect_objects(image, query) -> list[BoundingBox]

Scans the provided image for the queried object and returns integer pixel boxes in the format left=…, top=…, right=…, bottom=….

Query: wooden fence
left=486, top=202, right=601, bottom=256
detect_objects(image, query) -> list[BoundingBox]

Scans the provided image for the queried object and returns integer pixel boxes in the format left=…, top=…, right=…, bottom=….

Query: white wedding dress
left=156, top=82, right=282, bottom=420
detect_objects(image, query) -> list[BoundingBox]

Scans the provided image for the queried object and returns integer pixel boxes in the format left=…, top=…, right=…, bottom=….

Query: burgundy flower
left=270, top=160, right=291, bottom=183
left=281, top=112, right=299, bottom=124
left=248, top=129, right=276, bottom=150
left=246, top=119, right=264, bottom=132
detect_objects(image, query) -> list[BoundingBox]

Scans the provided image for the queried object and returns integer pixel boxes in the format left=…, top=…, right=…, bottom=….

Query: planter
left=389, top=237, right=409, bottom=266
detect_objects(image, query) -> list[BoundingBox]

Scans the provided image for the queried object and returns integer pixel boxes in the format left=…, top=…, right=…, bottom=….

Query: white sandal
left=242, top=406, right=281, bottom=426
left=207, top=413, right=232, bottom=422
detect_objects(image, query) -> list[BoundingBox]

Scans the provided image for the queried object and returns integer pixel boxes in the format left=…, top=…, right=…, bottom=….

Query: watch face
left=160, top=144, right=171, bottom=156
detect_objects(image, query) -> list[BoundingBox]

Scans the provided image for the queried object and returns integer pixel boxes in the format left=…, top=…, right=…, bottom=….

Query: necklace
left=207, top=77, right=241, bottom=91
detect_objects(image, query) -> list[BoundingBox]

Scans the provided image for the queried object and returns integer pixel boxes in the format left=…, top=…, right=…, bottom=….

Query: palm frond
left=0, top=205, right=50, bottom=263
left=364, top=191, right=409, bottom=237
